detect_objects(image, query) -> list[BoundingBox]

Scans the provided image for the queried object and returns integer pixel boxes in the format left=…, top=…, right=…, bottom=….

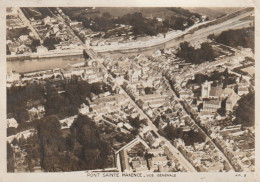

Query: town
left=6, top=7, right=255, bottom=173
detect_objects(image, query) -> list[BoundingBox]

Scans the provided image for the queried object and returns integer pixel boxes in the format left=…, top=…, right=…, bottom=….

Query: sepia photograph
left=4, top=4, right=256, bottom=177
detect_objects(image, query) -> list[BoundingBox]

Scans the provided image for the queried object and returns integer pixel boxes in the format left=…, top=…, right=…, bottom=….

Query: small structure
left=7, top=118, right=18, bottom=128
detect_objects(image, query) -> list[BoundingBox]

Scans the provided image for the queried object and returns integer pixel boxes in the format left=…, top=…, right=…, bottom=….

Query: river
left=7, top=54, right=85, bottom=73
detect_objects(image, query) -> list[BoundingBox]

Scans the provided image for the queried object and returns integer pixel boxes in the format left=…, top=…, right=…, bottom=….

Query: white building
left=7, top=118, right=18, bottom=128
left=201, top=80, right=213, bottom=98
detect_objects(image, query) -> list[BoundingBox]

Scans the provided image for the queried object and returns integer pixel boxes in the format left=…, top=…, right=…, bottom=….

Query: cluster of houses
left=153, top=42, right=254, bottom=171
left=117, top=135, right=181, bottom=172
left=6, top=60, right=107, bottom=88
left=6, top=8, right=36, bottom=55
left=103, top=52, right=234, bottom=172
left=210, top=124, right=255, bottom=172
left=28, top=14, right=83, bottom=52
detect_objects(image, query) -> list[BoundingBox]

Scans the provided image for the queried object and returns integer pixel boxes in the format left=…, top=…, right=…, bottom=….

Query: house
left=203, top=100, right=221, bottom=112
left=201, top=80, right=213, bottom=98
left=7, top=118, right=18, bottom=128
left=179, top=90, right=194, bottom=99
left=28, top=107, right=39, bottom=120
left=18, top=35, right=29, bottom=42
left=27, top=105, right=45, bottom=121
left=222, top=88, right=234, bottom=98
left=201, top=80, right=224, bottom=99
left=59, top=115, right=77, bottom=129
left=131, top=159, right=148, bottom=172
left=238, top=87, right=249, bottom=96
left=149, top=156, right=168, bottom=167
left=69, top=21, right=82, bottom=26
left=79, top=103, right=89, bottom=115
left=36, top=46, right=48, bottom=53
left=124, top=123, right=133, bottom=130
left=147, top=148, right=164, bottom=156
left=226, top=92, right=240, bottom=111
left=6, top=70, right=20, bottom=83
left=128, top=70, right=140, bottom=83
left=209, top=86, right=223, bottom=99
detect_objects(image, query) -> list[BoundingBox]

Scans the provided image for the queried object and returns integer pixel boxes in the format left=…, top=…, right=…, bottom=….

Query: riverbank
left=7, top=49, right=83, bottom=61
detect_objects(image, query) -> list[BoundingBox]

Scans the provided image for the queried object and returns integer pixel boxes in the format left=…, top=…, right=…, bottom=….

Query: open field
left=184, top=7, right=243, bottom=20
left=21, top=7, right=54, bottom=20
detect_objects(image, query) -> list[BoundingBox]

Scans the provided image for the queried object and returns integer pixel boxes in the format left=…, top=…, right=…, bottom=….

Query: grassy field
left=61, top=7, right=198, bottom=19
left=96, top=7, right=187, bottom=18
left=183, top=7, right=243, bottom=20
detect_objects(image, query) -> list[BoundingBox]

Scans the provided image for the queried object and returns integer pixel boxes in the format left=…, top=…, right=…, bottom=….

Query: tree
left=233, top=92, right=255, bottom=126
left=7, top=142, right=14, bottom=172
left=30, top=39, right=41, bottom=52
left=43, top=37, right=61, bottom=50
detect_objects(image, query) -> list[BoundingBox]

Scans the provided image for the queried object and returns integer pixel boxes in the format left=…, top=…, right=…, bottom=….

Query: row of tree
left=163, top=124, right=205, bottom=146
left=187, top=69, right=238, bottom=88
left=209, top=27, right=254, bottom=52
left=62, top=8, right=202, bottom=37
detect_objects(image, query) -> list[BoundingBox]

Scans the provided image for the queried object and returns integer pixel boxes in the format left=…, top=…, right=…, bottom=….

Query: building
left=201, top=80, right=224, bottom=99
left=147, top=148, right=164, bottom=156
left=128, top=70, right=140, bottom=83
left=226, top=92, right=240, bottom=111
left=222, top=88, right=234, bottom=98
left=179, top=90, right=194, bottom=99
left=6, top=70, right=20, bottom=83
left=119, top=149, right=130, bottom=172
left=209, top=86, right=223, bottom=99
left=149, top=156, right=168, bottom=168
left=28, top=105, right=45, bottom=121
left=36, top=46, right=48, bottom=53
left=238, top=87, right=249, bottom=96
left=7, top=118, right=18, bottom=128
left=203, top=100, right=221, bottom=112
left=78, top=103, right=89, bottom=115
left=201, top=80, right=213, bottom=98
left=131, top=159, right=148, bottom=172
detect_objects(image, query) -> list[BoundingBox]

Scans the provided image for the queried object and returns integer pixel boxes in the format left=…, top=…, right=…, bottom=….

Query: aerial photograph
left=6, top=7, right=255, bottom=173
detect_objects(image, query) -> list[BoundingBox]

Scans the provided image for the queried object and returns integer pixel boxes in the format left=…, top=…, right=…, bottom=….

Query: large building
left=203, top=100, right=221, bottom=112
left=201, top=80, right=213, bottom=98
left=201, top=80, right=225, bottom=99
